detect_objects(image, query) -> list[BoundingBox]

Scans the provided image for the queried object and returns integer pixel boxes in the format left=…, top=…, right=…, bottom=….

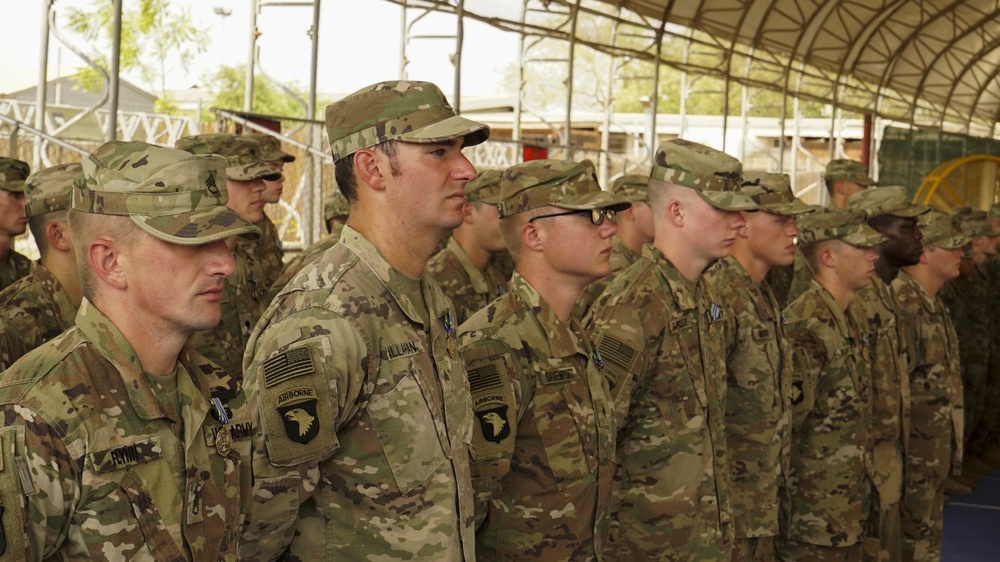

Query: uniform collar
left=29, top=262, right=78, bottom=327
left=446, top=237, right=490, bottom=294
left=644, top=244, right=698, bottom=311
left=509, top=272, right=589, bottom=359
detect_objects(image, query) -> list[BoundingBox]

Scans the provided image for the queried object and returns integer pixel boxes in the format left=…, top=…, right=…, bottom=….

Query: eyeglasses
left=528, top=207, right=617, bottom=225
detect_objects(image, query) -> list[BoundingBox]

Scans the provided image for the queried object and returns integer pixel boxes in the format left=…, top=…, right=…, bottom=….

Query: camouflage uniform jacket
left=458, top=272, right=615, bottom=561
left=576, top=238, right=642, bottom=318
left=188, top=238, right=268, bottom=376
left=704, top=255, right=791, bottom=540
left=268, top=230, right=342, bottom=300
left=585, top=244, right=732, bottom=562
left=851, top=277, right=910, bottom=510
left=254, top=212, right=285, bottom=289
left=427, top=237, right=509, bottom=325
left=0, top=299, right=253, bottom=561
left=0, top=249, right=31, bottom=292
left=891, top=271, right=964, bottom=476
left=782, top=280, right=873, bottom=547
left=0, top=262, right=78, bottom=370
left=239, top=226, right=476, bottom=562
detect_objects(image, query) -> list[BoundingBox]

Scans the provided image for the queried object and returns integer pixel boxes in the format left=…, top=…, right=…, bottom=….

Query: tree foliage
left=204, top=65, right=309, bottom=119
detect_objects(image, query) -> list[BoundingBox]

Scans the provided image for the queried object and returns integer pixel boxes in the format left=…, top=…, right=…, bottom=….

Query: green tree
left=204, top=65, right=309, bottom=119
left=66, top=0, right=207, bottom=113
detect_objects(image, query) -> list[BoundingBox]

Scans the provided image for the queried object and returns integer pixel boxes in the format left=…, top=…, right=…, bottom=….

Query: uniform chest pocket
left=367, top=371, right=447, bottom=494
left=528, top=363, right=597, bottom=489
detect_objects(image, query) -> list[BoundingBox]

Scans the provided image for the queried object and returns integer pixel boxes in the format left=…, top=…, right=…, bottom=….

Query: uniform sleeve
left=239, top=307, right=368, bottom=561
left=785, top=324, right=827, bottom=431
left=0, top=408, right=78, bottom=561
left=585, top=301, right=651, bottom=432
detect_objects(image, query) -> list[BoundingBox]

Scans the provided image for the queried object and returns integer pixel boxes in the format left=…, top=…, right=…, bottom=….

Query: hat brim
left=929, top=234, right=969, bottom=249
left=885, top=203, right=930, bottom=218
left=474, top=192, right=503, bottom=205
left=1, top=181, right=26, bottom=193
left=843, top=225, right=887, bottom=247
left=698, top=189, right=759, bottom=211
left=261, top=149, right=296, bottom=163
left=549, top=191, right=632, bottom=213
left=397, top=115, right=491, bottom=148
left=131, top=206, right=261, bottom=246
left=227, top=162, right=283, bottom=182
left=760, top=198, right=814, bottom=216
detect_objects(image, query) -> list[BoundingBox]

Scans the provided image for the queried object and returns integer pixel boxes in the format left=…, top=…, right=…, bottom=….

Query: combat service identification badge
left=476, top=405, right=510, bottom=443
left=276, top=387, right=320, bottom=444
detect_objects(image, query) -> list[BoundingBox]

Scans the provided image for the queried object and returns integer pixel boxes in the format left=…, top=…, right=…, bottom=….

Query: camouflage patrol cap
left=650, top=139, right=756, bottom=211
left=24, top=162, right=81, bottom=217
left=175, top=134, right=282, bottom=182
left=465, top=169, right=503, bottom=204
left=797, top=208, right=886, bottom=246
left=847, top=186, right=929, bottom=219
left=323, top=191, right=350, bottom=221
left=609, top=174, right=650, bottom=202
left=325, top=80, right=490, bottom=163
left=824, top=159, right=875, bottom=186
left=247, top=133, right=295, bottom=163
left=919, top=210, right=968, bottom=249
left=73, top=140, right=260, bottom=245
left=741, top=171, right=812, bottom=216
left=952, top=208, right=994, bottom=237
left=0, top=158, right=30, bottom=193
left=497, top=159, right=630, bottom=218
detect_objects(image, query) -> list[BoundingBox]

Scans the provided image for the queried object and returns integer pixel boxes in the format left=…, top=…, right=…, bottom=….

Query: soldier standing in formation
left=586, top=139, right=757, bottom=561
left=248, top=133, right=296, bottom=288
left=0, top=163, right=82, bottom=369
left=0, top=140, right=259, bottom=560
left=0, top=158, right=32, bottom=291
left=705, top=171, right=812, bottom=561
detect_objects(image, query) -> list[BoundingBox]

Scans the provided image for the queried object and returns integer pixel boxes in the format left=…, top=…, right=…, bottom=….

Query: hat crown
left=25, top=162, right=81, bottom=216
left=0, top=157, right=31, bottom=192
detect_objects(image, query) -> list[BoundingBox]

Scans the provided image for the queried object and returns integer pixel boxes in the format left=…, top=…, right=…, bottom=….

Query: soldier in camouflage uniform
left=268, top=191, right=350, bottom=297
left=704, top=171, right=812, bottom=562
left=894, top=210, right=966, bottom=562
left=175, top=134, right=282, bottom=377
left=777, top=209, right=883, bottom=562
left=459, top=159, right=626, bottom=560
left=845, top=186, right=929, bottom=562
left=248, top=133, right=296, bottom=287
left=428, top=168, right=509, bottom=324
left=0, top=163, right=83, bottom=369
left=0, top=158, right=32, bottom=291
left=981, top=205, right=1000, bottom=468
left=0, top=140, right=260, bottom=560
left=585, top=139, right=758, bottom=562
left=773, top=159, right=874, bottom=307
left=239, top=80, right=489, bottom=561
left=576, top=173, right=654, bottom=317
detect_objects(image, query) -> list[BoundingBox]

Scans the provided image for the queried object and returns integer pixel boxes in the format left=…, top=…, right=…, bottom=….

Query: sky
left=1, top=0, right=522, bottom=99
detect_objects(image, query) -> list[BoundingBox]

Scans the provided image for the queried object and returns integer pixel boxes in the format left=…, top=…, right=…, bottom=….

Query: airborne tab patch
left=264, top=346, right=315, bottom=388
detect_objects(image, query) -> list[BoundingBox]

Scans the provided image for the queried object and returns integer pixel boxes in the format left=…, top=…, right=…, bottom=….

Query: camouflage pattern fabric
left=575, top=237, right=642, bottom=319
left=824, top=159, right=876, bottom=186
left=497, top=159, right=629, bottom=218
left=0, top=250, right=31, bottom=293
left=268, top=228, right=344, bottom=300
left=0, top=299, right=252, bottom=560
left=650, top=138, right=756, bottom=211
left=0, top=262, right=77, bottom=370
left=174, top=134, right=281, bottom=182
left=239, top=226, right=476, bottom=561
left=778, top=281, right=874, bottom=551
left=851, top=277, right=910, bottom=562
left=585, top=244, right=732, bottom=562
left=427, top=237, right=509, bottom=325
left=766, top=263, right=794, bottom=308
left=247, top=133, right=295, bottom=163
left=704, top=255, right=791, bottom=551
left=323, top=192, right=350, bottom=222
left=458, top=272, right=615, bottom=561
left=892, top=271, right=964, bottom=562
left=0, top=157, right=30, bottom=193
left=187, top=238, right=268, bottom=376
left=251, top=212, right=285, bottom=289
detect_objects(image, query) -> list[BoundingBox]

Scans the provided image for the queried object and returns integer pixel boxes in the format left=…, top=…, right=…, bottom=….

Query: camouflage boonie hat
left=175, top=134, right=282, bottom=182
left=325, top=80, right=490, bottom=162
left=465, top=169, right=503, bottom=204
left=609, top=174, right=650, bottom=202
left=797, top=208, right=886, bottom=246
left=952, top=208, right=994, bottom=237
left=323, top=192, right=350, bottom=221
left=248, top=133, right=295, bottom=163
left=741, top=171, right=812, bottom=216
left=0, top=158, right=30, bottom=193
left=24, top=162, right=81, bottom=217
left=847, top=186, right=928, bottom=218
left=497, top=159, right=630, bottom=218
left=919, top=210, right=968, bottom=249
left=650, top=139, right=756, bottom=211
left=73, top=140, right=260, bottom=245
left=824, top=159, right=876, bottom=186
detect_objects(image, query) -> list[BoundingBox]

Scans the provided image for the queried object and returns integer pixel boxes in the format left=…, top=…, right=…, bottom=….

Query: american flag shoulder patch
left=264, top=346, right=316, bottom=388
left=597, top=334, right=637, bottom=371
left=467, top=361, right=504, bottom=393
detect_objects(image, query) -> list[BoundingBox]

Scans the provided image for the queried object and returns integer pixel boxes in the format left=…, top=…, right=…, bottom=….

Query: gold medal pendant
left=216, top=425, right=233, bottom=457
left=447, top=336, right=457, bottom=358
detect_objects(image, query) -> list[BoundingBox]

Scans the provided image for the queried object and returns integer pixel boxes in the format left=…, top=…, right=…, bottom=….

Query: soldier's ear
left=87, top=237, right=128, bottom=291
left=665, top=198, right=684, bottom=227
left=354, top=149, right=384, bottom=192
left=521, top=219, right=543, bottom=252
left=46, top=220, right=73, bottom=252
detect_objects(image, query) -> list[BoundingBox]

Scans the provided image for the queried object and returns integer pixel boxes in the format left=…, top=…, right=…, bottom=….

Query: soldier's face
left=875, top=216, right=923, bottom=266
left=127, top=233, right=235, bottom=335
left=470, top=201, right=505, bottom=254
left=0, top=189, right=27, bottom=237
left=534, top=207, right=618, bottom=282
left=834, top=242, right=878, bottom=291
left=745, top=211, right=800, bottom=267
left=387, top=139, right=477, bottom=235
left=686, top=194, right=746, bottom=261
left=226, top=178, right=267, bottom=224
left=630, top=201, right=655, bottom=244
left=925, top=245, right=963, bottom=281
left=261, top=160, right=285, bottom=203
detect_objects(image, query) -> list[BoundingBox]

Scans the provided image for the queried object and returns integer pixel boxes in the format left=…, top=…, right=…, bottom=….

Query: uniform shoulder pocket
left=461, top=339, right=519, bottom=464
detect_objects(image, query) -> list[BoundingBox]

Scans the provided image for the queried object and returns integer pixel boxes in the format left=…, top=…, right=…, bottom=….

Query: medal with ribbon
left=211, top=397, right=233, bottom=457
